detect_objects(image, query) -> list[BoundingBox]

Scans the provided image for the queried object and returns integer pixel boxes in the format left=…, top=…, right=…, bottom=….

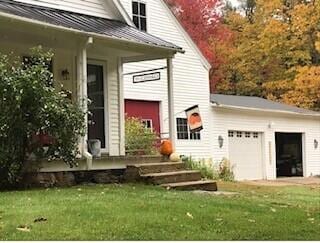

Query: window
left=142, top=119, right=153, bottom=129
left=177, top=118, right=189, bottom=140
left=237, top=131, right=242, bottom=138
left=245, top=132, right=251, bottom=138
left=253, top=132, right=259, bottom=138
left=132, top=1, right=147, bottom=31
left=176, top=118, right=201, bottom=140
left=190, top=131, right=201, bottom=140
left=228, top=131, right=234, bottom=137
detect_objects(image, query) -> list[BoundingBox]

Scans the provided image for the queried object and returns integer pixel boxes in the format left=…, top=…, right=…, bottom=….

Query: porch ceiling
left=0, top=0, right=184, bottom=55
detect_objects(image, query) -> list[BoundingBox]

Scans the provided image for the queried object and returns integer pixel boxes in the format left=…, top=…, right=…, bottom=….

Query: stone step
left=132, top=162, right=185, bottom=174
left=124, top=162, right=185, bottom=182
left=141, top=170, right=202, bottom=184
left=161, top=180, right=218, bottom=191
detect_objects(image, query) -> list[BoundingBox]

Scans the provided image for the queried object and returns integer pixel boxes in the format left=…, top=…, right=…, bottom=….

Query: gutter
left=0, top=11, right=184, bottom=54
left=211, top=103, right=320, bottom=118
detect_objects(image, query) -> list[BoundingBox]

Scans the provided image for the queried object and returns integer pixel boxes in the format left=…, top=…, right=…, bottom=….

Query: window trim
left=141, top=119, right=153, bottom=129
left=132, top=0, right=147, bottom=32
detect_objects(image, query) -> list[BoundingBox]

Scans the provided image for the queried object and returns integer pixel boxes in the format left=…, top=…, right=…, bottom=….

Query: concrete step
left=161, top=180, right=218, bottom=191
left=141, top=170, right=202, bottom=184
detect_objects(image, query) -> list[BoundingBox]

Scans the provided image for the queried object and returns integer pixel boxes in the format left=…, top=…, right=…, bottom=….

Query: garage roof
left=0, top=0, right=183, bottom=53
left=211, top=94, right=320, bottom=116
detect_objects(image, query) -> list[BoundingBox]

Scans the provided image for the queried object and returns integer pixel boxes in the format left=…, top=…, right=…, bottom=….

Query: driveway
left=243, top=177, right=320, bottom=187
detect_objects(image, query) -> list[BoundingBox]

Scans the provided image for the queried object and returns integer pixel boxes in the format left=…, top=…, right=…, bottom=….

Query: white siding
left=107, top=58, right=121, bottom=156
left=211, top=108, right=320, bottom=179
left=121, top=0, right=212, bottom=158
left=13, top=0, right=120, bottom=19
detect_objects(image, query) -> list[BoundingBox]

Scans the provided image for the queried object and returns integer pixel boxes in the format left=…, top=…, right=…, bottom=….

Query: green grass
left=0, top=182, right=319, bottom=240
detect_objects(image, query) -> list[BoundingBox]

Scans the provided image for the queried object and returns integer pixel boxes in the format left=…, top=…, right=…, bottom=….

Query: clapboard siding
left=211, top=108, right=320, bottom=179
left=121, top=0, right=212, bottom=159
left=13, top=0, right=119, bottom=19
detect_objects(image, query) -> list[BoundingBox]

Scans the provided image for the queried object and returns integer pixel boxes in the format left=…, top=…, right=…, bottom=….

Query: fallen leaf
left=186, top=212, right=194, bottom=219
left=17, top=225, right=31, bottom=232
left=77, top=188, right=82, bottom=191
left=34, top=217, right=47, bottom=223
left=308, top=218, right=315, bottom=221
left=166, top=187, right=171, bottom=190
left=101, top=192, right=105, bottom=195
left=216, top=218, right=223, bottom=221
left=248, top=219, right=256, bottom=223
left=270, top=208, right=277, bottom=213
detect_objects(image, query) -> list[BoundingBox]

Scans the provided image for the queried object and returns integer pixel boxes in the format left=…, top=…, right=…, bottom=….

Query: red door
left=125, top=99, right=161, bottom=134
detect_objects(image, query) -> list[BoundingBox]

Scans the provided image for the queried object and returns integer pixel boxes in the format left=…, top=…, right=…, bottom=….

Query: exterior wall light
left=315, top=139, right=319, bottom=149
left=218, top=135, right=224, bottom=148
left=61, top=69, right=70, bottom=80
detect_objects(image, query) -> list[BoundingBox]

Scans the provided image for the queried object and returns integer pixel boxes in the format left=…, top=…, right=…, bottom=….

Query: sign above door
left=133, top=72, right=161, bottom=83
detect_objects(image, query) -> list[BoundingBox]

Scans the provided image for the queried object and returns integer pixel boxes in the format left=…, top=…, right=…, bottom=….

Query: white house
left=119, top=0, right=212, bottom=158
left=0, top=0, right=319, bottom=181
left=117, top=0, right=320, bottom=181
left=0, top=0, right=183, bottom=169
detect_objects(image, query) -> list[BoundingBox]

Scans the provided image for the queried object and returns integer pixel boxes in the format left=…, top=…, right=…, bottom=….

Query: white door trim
left=87, top=59, right=109, bottom=153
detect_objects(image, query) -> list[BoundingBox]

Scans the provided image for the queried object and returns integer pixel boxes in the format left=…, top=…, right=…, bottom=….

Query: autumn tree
left=215, top=0, right=320, bottom=110
left=165, top=0, right=234, bottom=91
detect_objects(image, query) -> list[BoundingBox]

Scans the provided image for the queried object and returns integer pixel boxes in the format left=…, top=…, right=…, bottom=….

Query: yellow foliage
left=216, top=0, right=320, bottom=111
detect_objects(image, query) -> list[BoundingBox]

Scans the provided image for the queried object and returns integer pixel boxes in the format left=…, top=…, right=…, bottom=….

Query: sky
left=228, top=0, right=241, bottom=7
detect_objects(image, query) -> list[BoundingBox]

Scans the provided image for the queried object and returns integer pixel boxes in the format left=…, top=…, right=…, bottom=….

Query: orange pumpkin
left=160, top=140, right=173, bottom=156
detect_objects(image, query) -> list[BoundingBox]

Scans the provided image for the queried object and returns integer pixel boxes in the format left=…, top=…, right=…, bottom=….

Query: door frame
left=87, top=59, right=109, bottom=153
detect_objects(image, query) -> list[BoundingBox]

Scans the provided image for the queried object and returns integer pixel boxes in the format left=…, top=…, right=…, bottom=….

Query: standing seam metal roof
left=211, top=94, right=320, bottom=116
left=0, top=0, right=183, bottom=52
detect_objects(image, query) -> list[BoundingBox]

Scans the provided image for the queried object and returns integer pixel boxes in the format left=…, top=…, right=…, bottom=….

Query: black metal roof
left=211, top=94, right=320, bottom=116
left=0, top=0, right=183, bottom=52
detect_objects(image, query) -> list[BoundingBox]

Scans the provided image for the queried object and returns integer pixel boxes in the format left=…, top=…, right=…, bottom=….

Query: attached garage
left=210, top=94, right=320, bottom=181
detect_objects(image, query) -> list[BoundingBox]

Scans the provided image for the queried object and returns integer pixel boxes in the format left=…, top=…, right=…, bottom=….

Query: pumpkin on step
left=160, top=140, right=173, bottom=156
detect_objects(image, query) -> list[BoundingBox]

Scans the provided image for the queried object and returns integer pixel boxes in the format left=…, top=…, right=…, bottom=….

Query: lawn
left=0, top=182, right=319, bottom=240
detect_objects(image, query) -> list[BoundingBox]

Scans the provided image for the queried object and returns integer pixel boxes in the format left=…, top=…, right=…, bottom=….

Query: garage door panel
left=228, top=131, right=264, bottom=180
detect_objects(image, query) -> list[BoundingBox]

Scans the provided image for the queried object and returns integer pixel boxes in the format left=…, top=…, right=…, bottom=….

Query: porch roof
left=0, top=0, right=184, bottom=53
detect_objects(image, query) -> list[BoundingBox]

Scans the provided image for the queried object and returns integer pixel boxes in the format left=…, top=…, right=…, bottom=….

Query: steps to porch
left=125, top=161, right=217, bottom=191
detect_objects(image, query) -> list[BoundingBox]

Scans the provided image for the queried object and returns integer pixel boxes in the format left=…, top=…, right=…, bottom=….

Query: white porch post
left=77, top=37, right=93, bottom=168
left=118, top=57, right=125, bottom=156
left=167, top=57, right=176, bottom=147
left=77, top=45, right=88, bottom=155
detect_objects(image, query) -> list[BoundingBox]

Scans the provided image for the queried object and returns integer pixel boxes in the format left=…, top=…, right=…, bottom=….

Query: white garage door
left=228, top=131, right=264, bottom=180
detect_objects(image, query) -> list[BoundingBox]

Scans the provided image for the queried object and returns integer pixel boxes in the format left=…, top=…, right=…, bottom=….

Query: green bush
left=182, top=156, right=234, bottom=181
left=0, top=47, right=86, bottom=188
left=125, top=117, right=159, bottom=156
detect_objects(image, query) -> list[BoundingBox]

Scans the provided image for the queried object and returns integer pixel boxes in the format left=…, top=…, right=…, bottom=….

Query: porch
left=0, top=0, right=183, bottom=172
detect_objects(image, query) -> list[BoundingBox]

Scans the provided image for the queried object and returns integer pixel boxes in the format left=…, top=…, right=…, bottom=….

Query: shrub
left=218, top=157, right=235, bottom=182
left=182, top=156, right=234, bottom=181
left=0, top=47, right=86, bottom=188
left=125, top=117, right=159, bottom=155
